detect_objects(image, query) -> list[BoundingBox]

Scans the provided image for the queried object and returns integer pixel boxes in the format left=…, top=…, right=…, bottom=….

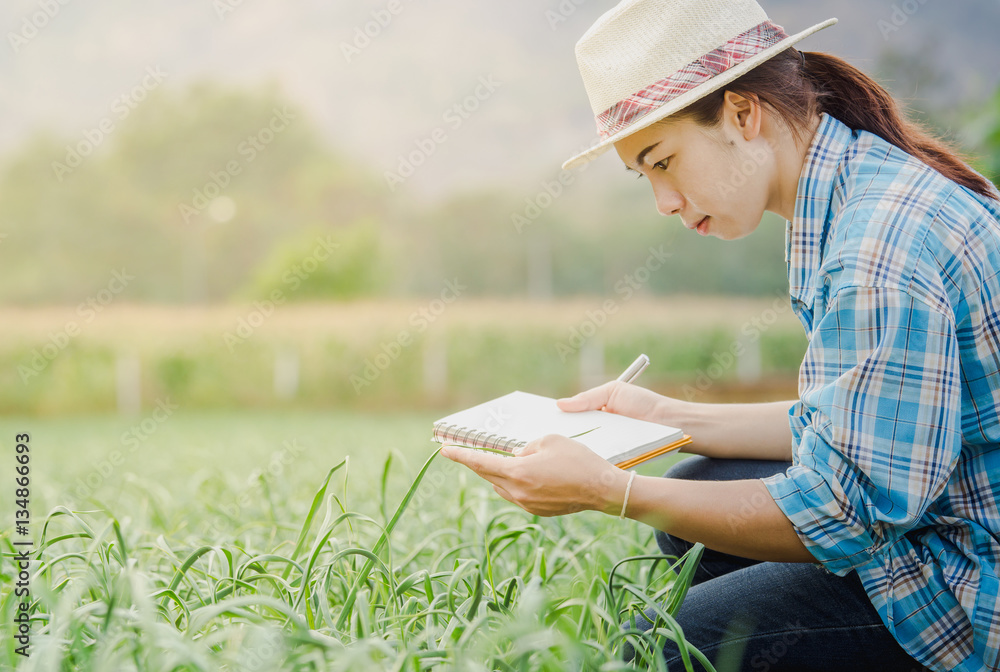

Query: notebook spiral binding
left=432, top=422, right=527, bottom=453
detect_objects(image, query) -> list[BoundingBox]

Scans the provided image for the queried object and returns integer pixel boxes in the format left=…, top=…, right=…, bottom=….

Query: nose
left=652, top=182, right=684, bottom=217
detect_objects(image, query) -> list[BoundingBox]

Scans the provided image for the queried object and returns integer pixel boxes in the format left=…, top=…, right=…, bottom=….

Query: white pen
left=616, top=353, right=650, bottom=384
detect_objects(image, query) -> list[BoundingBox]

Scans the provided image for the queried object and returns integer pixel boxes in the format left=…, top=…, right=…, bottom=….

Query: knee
left=662, top=455, right=791, bottom=483
left=661, top=454, right=716, bottom=481
left=655, top=528, right=691, bottom=557
left=620, top=607, right=656, bottom=665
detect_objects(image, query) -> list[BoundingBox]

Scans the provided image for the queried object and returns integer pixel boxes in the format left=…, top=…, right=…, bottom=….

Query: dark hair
left=674, top=49, right=998, bottom=201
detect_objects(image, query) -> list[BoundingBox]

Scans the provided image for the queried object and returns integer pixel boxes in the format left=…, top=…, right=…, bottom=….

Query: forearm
left=662, top=399, right=796, bottom=461
left=611, top=474, right=815, bottom=563
left=443, top=428, right=812, bottom=562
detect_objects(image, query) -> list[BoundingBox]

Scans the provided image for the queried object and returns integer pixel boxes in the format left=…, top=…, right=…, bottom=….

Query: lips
left=686, top=215, right=709, bottom=236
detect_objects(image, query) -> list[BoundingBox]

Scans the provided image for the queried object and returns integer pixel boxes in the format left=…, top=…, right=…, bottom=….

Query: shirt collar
left=786, top=113, right=855, bottom=303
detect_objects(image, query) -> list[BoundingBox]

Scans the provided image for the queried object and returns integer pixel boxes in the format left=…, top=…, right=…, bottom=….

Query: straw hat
left=562, top=0, right=836, bottom=170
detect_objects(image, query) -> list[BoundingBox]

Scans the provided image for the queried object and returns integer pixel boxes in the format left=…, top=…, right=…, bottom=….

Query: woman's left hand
left=440, top=434, right=630, bottom=517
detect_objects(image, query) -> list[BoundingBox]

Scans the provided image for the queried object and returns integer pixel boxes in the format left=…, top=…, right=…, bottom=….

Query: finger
left=556, top=381, right=618, bottom=412
left=513, top=439, right=541, bottom=457
left=439, top=444, right=511, bottom=479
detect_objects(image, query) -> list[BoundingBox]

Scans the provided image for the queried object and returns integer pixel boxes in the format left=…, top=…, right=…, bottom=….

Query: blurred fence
left=0, top=298, right=807, bottom=415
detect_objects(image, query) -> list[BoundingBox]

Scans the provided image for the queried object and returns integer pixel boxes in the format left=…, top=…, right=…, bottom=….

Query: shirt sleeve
left=762, top=285, right=963, bottom=575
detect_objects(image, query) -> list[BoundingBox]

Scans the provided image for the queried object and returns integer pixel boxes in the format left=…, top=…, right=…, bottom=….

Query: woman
left=441, top=0, right=1000, bottom=670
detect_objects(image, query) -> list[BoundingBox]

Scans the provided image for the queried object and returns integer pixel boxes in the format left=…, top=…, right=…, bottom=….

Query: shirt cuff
left=762, top=463, right=879, bottom=575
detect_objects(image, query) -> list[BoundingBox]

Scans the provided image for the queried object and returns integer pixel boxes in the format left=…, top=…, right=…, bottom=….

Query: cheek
left=732, top=148, right=772, bottom=199
left=690, top=170, right=740, bottom=215
left=693, top=152, right=746, bottom=210
left=683, top=167, right=730, bottom=211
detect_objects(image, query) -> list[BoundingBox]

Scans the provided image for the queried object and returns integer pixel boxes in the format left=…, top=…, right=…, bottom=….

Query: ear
left=722, top=91, right=762, bottom=141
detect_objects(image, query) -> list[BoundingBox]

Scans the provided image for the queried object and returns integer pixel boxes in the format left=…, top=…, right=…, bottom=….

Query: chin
left=717, top=220, right=759, bottom=241
left=713, top=228, right=743, bottom=241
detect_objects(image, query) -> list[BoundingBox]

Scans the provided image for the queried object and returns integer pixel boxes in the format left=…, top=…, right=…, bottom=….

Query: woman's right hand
left=559, top=382, right=796, bottom=461
left=556, top=381, right=687, bottom=426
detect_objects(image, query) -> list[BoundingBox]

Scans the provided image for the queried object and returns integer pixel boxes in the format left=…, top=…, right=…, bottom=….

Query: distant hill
left=2, top=0, right=998, bottom=197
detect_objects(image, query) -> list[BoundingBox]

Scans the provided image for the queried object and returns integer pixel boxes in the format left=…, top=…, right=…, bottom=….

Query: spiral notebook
left=432, top=390, right=691, bottom=469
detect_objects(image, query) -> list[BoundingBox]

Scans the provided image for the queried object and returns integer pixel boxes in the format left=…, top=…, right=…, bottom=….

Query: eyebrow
left=634, top=142, right=661, bottom=171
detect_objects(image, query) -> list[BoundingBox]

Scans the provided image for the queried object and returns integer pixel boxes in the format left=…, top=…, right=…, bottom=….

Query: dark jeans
left=626, top=455, right=932, bottom=672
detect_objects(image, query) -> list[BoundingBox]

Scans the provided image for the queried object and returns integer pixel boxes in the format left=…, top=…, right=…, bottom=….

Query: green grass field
left=0, top=410, right=710, bottom=671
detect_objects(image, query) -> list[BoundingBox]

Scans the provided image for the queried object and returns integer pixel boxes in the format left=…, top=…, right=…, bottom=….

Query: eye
left=625, top=166, right=645, bottom=180
left=625, top=155, right=672, bottom=179
left=652, top=156, right=671, bottom=171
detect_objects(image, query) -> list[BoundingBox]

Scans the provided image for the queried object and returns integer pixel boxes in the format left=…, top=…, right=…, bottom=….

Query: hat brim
left=561, top=17, right=838, bottom=171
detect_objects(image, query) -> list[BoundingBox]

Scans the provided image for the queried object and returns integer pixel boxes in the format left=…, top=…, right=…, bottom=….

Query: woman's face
left=612, top=99, right=776, bottom=241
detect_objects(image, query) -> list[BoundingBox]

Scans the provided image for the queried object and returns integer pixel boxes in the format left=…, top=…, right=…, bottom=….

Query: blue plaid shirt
left=762, top=113, right=1000, bottom=672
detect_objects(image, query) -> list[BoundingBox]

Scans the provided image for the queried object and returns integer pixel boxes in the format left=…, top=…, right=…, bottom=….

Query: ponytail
left=675, top=49, right=998, bottom=201
left=800, top=51, right=996, bottom=200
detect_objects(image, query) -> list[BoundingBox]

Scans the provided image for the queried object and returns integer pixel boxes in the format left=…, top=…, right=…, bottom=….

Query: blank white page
left=433, top=390, right=683, bottom=462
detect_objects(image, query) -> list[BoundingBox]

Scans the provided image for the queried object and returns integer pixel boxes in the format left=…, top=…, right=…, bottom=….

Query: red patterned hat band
left=595, top=20, right=790, bottom=141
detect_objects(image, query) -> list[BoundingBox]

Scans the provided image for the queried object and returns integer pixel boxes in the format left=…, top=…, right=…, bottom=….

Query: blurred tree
left=976, top=87, right=1000, bottom=186
left=242, top=220, right=384, bottom=301
left=3, top=79, right=986, bottom=306
left=400, top=189, right=530, bottom=296
left=547, top=178, right=790, bottom=297
left=0, top=82, right=389, bottom=303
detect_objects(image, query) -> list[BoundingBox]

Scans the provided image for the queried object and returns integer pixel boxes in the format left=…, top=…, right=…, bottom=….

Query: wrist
left=600, top=467, right=635, bottom=516
left=656, top=396, right=703, bottom=432
left=618, top=471, right=637, bottom=520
